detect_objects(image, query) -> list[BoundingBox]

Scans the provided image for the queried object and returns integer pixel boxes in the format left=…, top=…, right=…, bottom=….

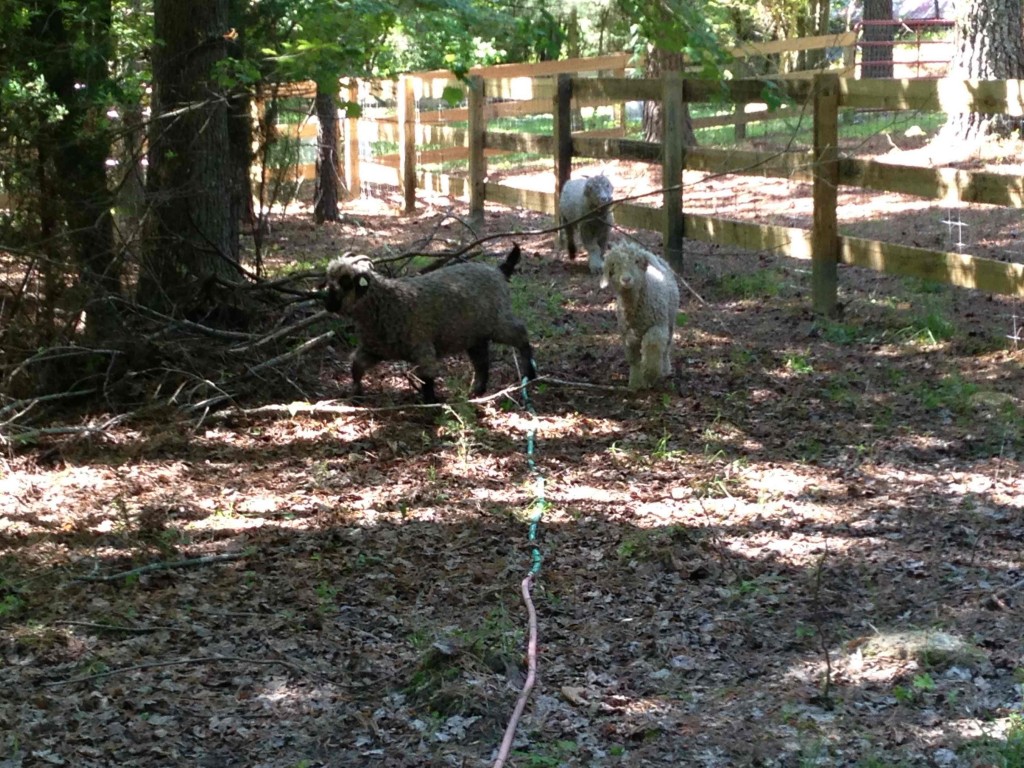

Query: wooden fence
left=560, top=75, right=1024, bottom=312
left=343, top=71, right=1024, bottom=314
left=275, top=33, right=861, bottom=190
left=240, top=35, right=1023, bottom=311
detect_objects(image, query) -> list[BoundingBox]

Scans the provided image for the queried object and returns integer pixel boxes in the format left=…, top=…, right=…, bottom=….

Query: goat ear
left=599, top=272, right=610, bottom=289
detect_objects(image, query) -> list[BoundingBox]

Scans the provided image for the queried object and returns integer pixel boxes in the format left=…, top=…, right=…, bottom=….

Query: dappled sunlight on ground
left=5, top=155, right=1024, bottom=764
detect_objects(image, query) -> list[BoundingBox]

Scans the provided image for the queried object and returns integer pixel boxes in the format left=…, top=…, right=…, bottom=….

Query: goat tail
left=499, top=243, right=522, bottom=281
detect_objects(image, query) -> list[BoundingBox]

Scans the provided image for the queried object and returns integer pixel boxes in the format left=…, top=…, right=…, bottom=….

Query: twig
left=228, top=310, right=333, bottom=353
left=1, top=413, right=128, bottom=446
left=43, top=654, right=309, bottom=688
left=75, top=551, right=250, bottom=583
left=205, top=375, right=630, bottom=423
left=993, top=575, right=1024, bottom=604
left=243, top=330, right=335, bottom=377
left=0, top=388, right=100, bottom=422
left=52, top=620, right=171, bottom=634
left=4, top=346, right=122, bottom=385
left=187, top=331, right=336, bottom=416
left=113, top=297, right=256, bottom=341
left=493, top=572, right=539, bottom=768
left=529, top=375, right=626, bottom=392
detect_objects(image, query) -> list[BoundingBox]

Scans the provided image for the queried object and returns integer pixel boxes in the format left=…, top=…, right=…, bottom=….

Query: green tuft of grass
left=895, top=309, right=956, bottom=344
left=784, top=353, right=813, bottom=374
left=511, top=280, right=568, bottom=338
left=715, top=269, right=783, bottom=300
left=820, top=320, right=864, bottom=345
left=958, top=714, right=1024, bottom=767
left=916, top=374, right=978, bottom=413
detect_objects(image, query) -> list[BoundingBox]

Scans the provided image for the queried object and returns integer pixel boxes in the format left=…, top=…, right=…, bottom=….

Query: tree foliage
left=0, top=0, right=834, bottom=407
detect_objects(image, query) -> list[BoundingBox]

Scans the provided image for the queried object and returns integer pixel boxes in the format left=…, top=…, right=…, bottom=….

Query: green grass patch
left=511, top=279, right=569, bottom=339
left=820, top=319, right=865, bottom=345
left=784, top=353, right=813, bottom=374
left=916, top=374, right=978, bottom=413
left=714, top=268, right=784, bottom=300
left=616, top=525, right=697, bottom=562
left=824, top=374, right=858, bottom=405
left=958, top=714, right=1024, bottom=768
left=694, top=106, right=946, bottom=148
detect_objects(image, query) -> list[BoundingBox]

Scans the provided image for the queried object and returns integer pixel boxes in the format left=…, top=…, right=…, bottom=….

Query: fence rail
left=567, top=74, right=1024, bottom=307
left=330, top=69, right=1024, bottom=311
left=247, top=35, right=1022, bottom=308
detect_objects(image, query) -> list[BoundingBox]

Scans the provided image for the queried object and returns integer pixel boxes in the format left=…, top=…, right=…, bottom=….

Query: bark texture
left=141, top=0, right=238, bottom=317
left=30, top=0, right=121, bottom=340
left=861, top=0, right=895, bottom=78
left=945, top=0, right=1024, bottom=138
left=643, top=48, right=696, bottom=146
left=314, top=88, right=342, bottom=224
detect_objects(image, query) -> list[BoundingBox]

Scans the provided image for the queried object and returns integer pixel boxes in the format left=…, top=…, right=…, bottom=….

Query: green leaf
left=441, top=85, right=464, bottom=107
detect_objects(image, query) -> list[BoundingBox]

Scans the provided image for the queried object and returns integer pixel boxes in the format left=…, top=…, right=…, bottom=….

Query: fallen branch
left=76, top=551, right=250, bottom=583
left=203, top=374, right=628, bottom=423
left=188, top=330, right=336, bottom=417
left=43, top=654, right=310, bottom=688
left=52, top=620, right=171, bottom=634
left=0, top=388, right=100, bottom=422
left=228, top=310, right=333, bottom=354
left=114, top=298, right=256, bottom=342
left=1, top=412, right=128, bottom=447
left=991, top=575, right=1024, bottom=606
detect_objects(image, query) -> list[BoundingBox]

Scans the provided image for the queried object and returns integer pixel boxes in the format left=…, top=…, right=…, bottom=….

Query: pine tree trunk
left=800, top=0, right=831, bottom=70
left=944, top=0, right=1024, bottom=139
left=643, top=48, right=696, bottom=145
left=224, top=11, right=256, bottom=252
left=314, top=88, right=341, bottom=224
left=31, top=0, right=121, bottom=341
left=861, top=0, right=895, bottom=78
left=114, top=0, right=146, bottom=257
left=141, top=0, right=237, bottom=319
left=227, top=88, right=253, bottom=259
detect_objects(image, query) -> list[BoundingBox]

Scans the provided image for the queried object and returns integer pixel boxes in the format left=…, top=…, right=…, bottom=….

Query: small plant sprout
left=784, top=354, right=813, bottom=374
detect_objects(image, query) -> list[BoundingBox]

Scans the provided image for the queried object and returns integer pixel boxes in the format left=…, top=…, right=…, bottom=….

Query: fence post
left=468, top=75, right=485, bottom=225
left=812, top=73, right=840, bottom=316
left=615, top=67, right=628, bottom=134
left=398, top=74, right=416, bottom=213
left=662, top=71, right=685, bottom=273
left=734, top=102, right=747, bottom=142
left=553, top=74, right=573, bottom=249
left=343, top=79, right=360, bottom=201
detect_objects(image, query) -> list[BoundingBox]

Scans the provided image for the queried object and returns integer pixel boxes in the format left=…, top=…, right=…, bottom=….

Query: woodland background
left=2, top=0, right=1024, bottom=766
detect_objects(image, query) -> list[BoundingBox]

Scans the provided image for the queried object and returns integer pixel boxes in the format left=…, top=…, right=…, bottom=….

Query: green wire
left=520, top=376, right=543, bottom=576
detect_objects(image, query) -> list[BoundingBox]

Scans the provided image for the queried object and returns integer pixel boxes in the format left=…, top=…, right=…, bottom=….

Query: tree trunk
left=227, top=88, right=253, bottom=260
left=224, top=9, right=254, bottom=263
left=799, top=0, right=831, bottom=70
left=141, top=0, right=238, bottom=320
left=114, top=0, right=146, bottom=256
left=31, top=0, right=121, bottom=341
left=861, top=0, right=894, bottom=78
left=944, top=0, right=1024, bottom=139
left=643, top=48, right=696, bottom=145
left=314, top=87, right=342, bottom=224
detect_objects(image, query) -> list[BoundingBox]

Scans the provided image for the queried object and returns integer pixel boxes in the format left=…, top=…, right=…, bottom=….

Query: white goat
left=599, top=241, right=680, bottom=390
left=323, top=246, right=537, bottom=403
left=558, top=174, right=614, bottom=275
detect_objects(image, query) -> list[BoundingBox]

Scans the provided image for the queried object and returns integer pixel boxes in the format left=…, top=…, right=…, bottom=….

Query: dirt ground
left=2, top=139, right=1024, bottom=767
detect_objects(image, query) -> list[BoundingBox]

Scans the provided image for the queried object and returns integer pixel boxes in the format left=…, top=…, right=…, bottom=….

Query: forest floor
left=2, top=134, right=1024, bottom=768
